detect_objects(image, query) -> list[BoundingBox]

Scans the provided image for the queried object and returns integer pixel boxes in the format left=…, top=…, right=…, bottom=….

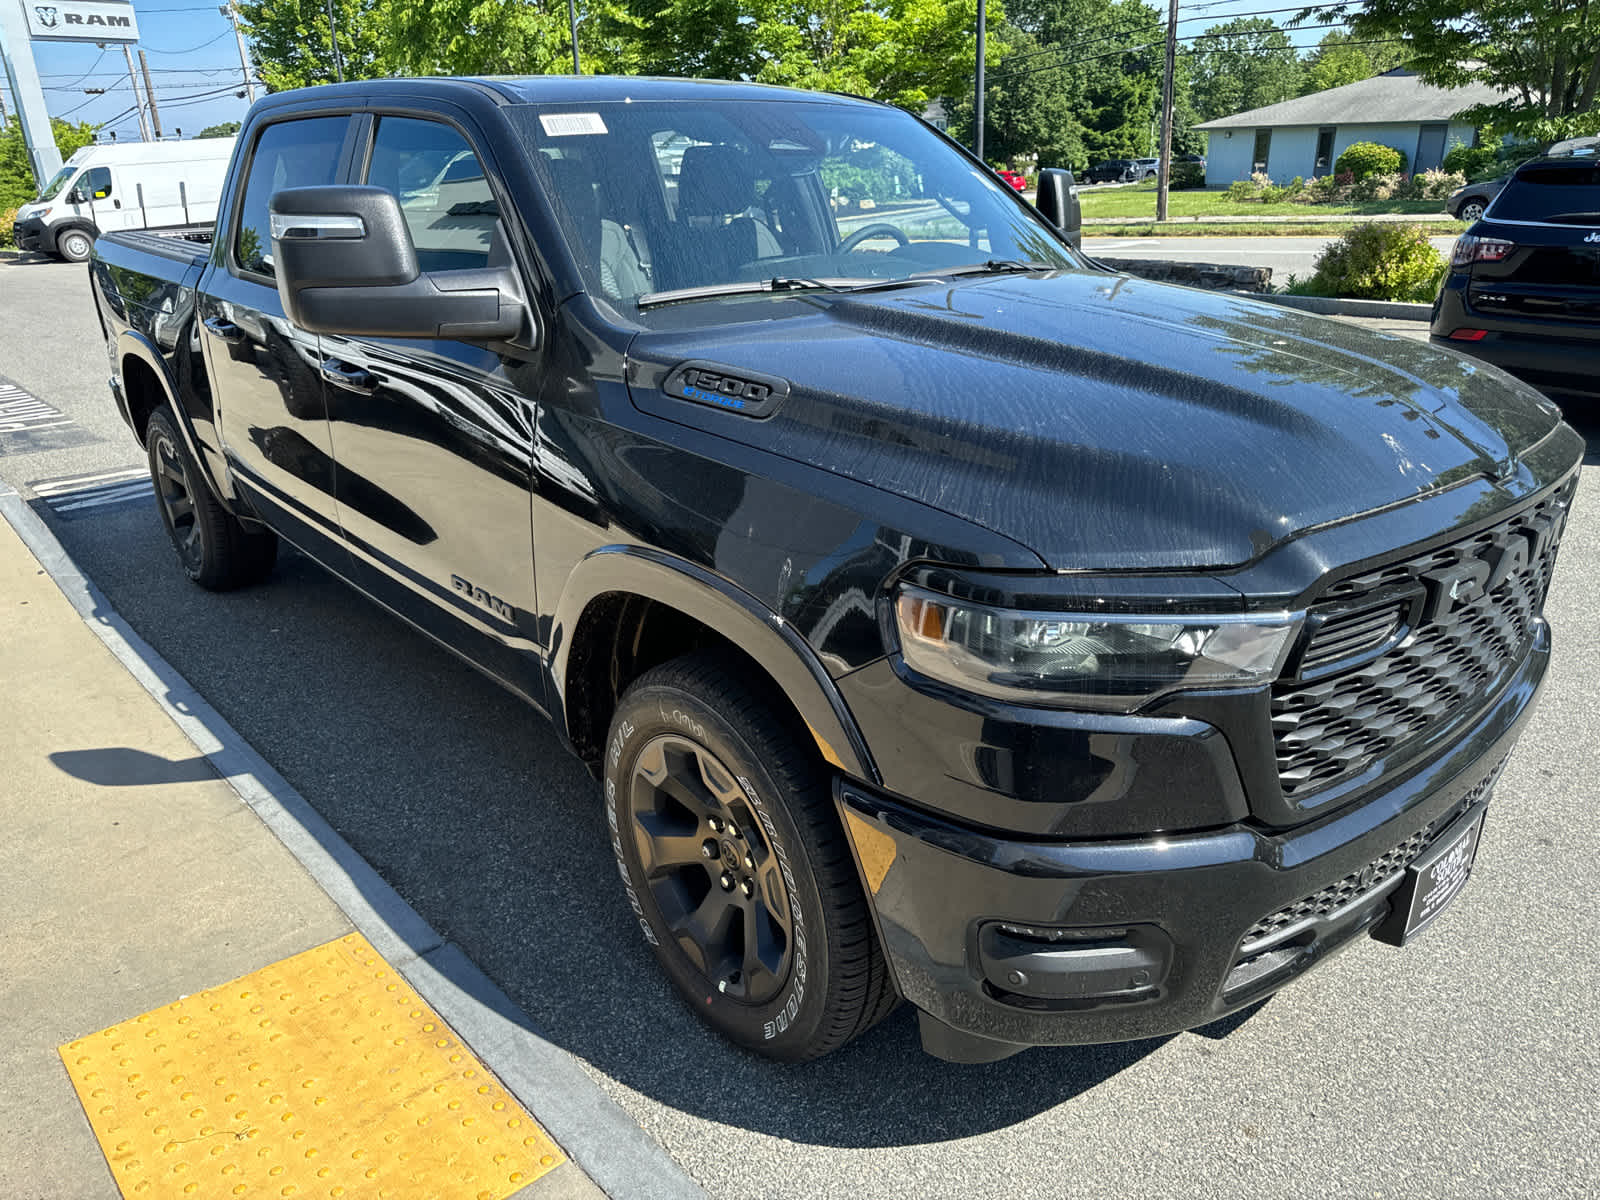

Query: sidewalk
left=0, top=504, right=602, bottom=1199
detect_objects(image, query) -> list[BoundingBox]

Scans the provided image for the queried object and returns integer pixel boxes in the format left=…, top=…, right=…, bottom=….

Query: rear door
left=200, top=112, right=359, bottom=561
left=315, top=109, right=544, bottom=697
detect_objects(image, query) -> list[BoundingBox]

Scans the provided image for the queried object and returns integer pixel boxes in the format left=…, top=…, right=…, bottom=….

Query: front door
left=318, top=112, right=543, bottom=698
left=1415, top=124, right=1448, bottom=173
left=1314, top=127, right=1336, bottom=177
left=201, top=113, right=355, bottom=562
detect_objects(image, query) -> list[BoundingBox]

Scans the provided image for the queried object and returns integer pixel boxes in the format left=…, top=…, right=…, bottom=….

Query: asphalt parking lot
left=3, top=254, right=1598, bottom=1198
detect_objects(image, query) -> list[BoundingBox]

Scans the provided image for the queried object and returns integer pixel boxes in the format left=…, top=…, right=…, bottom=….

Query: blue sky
left=3, top=0, right=1355, bottom=143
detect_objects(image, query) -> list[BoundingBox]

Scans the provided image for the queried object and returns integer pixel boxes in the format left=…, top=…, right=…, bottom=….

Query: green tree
left=949, top=0, right=1163, bottom=164
left=1188, top=16, right=1302, bottom=122
left=1299, top=29, right=1407, bottom=95
left=0, top=118, right=99, bottom=211
left=1303, top=0, right=1600, bottom=139
left=237, top=0, right=389, bottom=89
left=197, top=121, right=243, bottom=138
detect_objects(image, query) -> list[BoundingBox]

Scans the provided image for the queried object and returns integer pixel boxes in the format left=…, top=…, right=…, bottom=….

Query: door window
left=79, top=166, right=113, bottom=200
left=233, top=116, right=350, bottom=277
left=1252, top=130, right=1272, bottom=176
left=364, top=117, right=498, bottom=272
left=1314, top=128, right=1335, bottom=177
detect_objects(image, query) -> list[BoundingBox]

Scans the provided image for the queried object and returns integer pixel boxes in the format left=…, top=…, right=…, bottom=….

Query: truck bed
left=104, top=225, right=215, bottom=269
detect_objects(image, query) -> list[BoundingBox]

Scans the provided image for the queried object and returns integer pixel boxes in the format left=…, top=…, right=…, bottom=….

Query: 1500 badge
left=662, top=360, right=789, bottom=418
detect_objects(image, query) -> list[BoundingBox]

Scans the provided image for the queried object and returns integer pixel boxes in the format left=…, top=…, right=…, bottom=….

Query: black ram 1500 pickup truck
left=89, top=76, right=1582, bottom=1064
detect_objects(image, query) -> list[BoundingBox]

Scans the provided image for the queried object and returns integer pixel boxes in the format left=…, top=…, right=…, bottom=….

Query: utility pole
left=220, top=4, right=256, bottom=103
left=1156, top=0, right=1177, bottom=222
left=324, top=0, right=345, bottom=82
left=567, top=0, right=580, bottom=73
left=139, top=48, right=163, bottom=137
left=122, top=44, right=151, bottom=141
left=974, top=0, right=986, bottom=163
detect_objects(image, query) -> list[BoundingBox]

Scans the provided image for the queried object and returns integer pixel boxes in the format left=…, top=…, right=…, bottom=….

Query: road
left=3, top=254, right=1597, bottom=1199
left=1084, top=234, right=1461, bottom=285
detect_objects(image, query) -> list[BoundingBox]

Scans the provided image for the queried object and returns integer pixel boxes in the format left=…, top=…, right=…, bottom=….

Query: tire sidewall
left=603, top=684, right=830, bottom=1057
left=146, top=410, right=213, bottom=581
left=57, top=228, right=93, bottom=262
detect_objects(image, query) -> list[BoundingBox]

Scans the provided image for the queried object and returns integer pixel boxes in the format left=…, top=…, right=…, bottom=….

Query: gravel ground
left=3, top=253, right=1597, bottom=1199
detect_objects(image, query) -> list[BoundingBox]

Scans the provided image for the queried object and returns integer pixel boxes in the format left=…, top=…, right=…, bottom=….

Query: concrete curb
left=0, top=484, right=705, bottom=1200
left=1243, top=292, right=1434, bottom=321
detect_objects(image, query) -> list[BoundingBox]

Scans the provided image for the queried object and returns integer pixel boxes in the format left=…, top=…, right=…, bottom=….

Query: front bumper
left=11, top=215, right=50, bottom=253
left=836, top=622, right=1549, bottom=1057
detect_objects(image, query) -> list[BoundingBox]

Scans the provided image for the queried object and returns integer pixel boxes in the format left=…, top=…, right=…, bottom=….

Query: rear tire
left=1460, top=200, right=1485, bottom=223
left=56, top=228, right=94, bottom=263
left=603, top=651, right=897, bottom=1061
left=146, top=408, right=277, bottom=590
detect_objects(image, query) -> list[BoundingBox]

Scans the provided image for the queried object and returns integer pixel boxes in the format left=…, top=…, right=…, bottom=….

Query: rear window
left=1490, top=165, right=1600, bottom=224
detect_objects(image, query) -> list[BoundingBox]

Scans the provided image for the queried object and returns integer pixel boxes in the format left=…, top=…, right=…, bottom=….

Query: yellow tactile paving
left=58, top=933, right=563, bottom=1199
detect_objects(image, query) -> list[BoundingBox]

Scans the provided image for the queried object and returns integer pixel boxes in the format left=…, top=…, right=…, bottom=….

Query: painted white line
left=51, top=484, right=154, bottom=513
left=34, top=468, right=149, bottom=495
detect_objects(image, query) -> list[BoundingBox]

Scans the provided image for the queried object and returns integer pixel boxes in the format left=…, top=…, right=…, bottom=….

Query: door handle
left=320, top=359, right=378, bottom=395
left=113, top=199, right=121, bottom=209
left=202, top=316, right=243, bottom=344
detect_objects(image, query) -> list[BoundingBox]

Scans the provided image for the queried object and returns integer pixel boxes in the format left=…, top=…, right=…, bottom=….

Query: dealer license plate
left=1374, top=804, right=1487, bottom=946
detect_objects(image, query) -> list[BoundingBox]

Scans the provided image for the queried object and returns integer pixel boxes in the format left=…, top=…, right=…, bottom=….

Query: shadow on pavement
left=50, top=747, right=220, bottom=786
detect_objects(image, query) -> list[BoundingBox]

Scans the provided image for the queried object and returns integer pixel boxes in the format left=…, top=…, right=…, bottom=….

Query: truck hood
left=625, top=269, right=1562, bottom=570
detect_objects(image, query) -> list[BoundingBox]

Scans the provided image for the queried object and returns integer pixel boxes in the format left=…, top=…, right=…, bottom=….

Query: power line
left=143, top=29, right=234, bottom=55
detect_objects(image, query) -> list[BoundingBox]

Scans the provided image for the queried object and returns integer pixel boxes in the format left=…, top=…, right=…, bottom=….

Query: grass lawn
left=1077, top=186, right=1450, bottom=221
left=1087, top=220, right=1467, bottom=238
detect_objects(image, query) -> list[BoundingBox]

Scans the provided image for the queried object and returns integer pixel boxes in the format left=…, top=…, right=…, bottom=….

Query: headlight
left=894, top=585, right=1300, bottom=711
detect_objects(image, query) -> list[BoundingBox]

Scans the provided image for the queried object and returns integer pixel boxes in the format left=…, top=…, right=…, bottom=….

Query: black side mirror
left=67, top=187, right=87, bottom=205
left=1034, top=169, right=1082, bottom=249
left=268, top=185, right=527, bottom=342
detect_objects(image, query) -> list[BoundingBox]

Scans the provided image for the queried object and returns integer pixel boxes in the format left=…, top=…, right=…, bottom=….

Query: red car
left=996, top=169, right=1027, bottom=190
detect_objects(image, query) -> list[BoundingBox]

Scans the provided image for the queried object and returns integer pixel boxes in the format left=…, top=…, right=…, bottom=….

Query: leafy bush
left=0, top=206, right=16, bottom=249
left=1227, top=179, right=1260, bottom=202
left=1335, top=141, right=1407, bottom=180
left=1307, top=223, right=1446, bottom=301
left=1412, top=168, right=1467, bottom=200
left=1442, top=143, right=1499, bottom=182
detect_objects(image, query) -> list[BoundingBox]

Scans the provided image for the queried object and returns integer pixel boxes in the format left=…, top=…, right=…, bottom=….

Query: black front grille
left=1240, top=757, right=1507, bottom=952
left=1272, top=484, right=1573, bottom=802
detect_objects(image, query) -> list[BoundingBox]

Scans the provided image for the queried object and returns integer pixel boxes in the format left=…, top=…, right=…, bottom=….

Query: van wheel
left=146, top=408, right=277, bottom=590
left=603, top=651, right=897, bottom=1061
left=56, top=228, right=94, bottom=263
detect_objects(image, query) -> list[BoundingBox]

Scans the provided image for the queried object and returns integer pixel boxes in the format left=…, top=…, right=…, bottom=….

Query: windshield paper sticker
left=540, top=112, right=608, bottom=137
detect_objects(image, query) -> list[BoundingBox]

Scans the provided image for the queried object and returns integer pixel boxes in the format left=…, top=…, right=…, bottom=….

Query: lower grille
left=1272, top=484, right=1572, bottom=802
left=1240, top=757, right=1507, bottom=952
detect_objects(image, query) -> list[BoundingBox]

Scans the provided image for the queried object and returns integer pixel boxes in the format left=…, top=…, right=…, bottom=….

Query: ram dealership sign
left=24, top=0, right=140, bottom=42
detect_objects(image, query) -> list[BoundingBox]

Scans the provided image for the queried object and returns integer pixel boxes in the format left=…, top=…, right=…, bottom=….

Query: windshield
left=508, top=99, right=1076, bottom=307
left=35, top=165, right=76, bottom=202
left=1490, top=165, right=1600, bottom=223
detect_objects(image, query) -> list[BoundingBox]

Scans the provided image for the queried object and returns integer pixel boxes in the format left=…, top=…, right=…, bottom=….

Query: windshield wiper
left=908, top=259, right=1057, bottom=280
left=637, top=277, right=878, bottom=308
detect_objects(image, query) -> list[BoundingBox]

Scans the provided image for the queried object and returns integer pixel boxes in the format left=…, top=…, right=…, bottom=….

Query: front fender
left=549, top=545, right=880, bottom=784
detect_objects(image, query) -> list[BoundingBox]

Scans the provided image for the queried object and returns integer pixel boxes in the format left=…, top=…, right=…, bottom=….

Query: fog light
left=978, top=922, right=1171, bottom=1008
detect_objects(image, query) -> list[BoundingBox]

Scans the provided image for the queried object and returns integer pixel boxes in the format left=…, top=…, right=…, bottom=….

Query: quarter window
left=364, top=117, right=498, bottom=272
left=234, top=116, right=349, bottom=277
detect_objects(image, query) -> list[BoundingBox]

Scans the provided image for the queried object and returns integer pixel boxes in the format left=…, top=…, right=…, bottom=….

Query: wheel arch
left=116, top=329, right=238, bottom=505
left=550, top=546, right=879, bottom=785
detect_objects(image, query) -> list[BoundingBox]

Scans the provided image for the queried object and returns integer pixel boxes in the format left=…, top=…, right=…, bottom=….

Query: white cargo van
left=10, top=137, right=236, bottom=262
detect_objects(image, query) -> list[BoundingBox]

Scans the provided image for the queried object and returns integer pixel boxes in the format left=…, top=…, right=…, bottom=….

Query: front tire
left=146, top=408, right=277, bottom=590
left=56, top=227, right=94, bottom=263
left=1459, top=200, right=1486, bottom=223
left=603, top=652, right=897, bottom=1061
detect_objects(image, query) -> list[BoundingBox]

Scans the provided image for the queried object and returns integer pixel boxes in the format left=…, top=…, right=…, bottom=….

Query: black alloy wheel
left=603, top=651, right=898, bottom=1061
left=628, top=733, right=794, bottom=1004
left=145, top=407, right=277, bottom=590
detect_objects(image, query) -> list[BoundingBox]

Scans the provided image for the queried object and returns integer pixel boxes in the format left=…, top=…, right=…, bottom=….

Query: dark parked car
left=1448, top=177, right=1506, bottom=223
left=1085, top=158, right=1135, bottom=183
left=89, top=76, right=1581, bottom=1064
left=1432, top=155, right=1600, bottom=402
